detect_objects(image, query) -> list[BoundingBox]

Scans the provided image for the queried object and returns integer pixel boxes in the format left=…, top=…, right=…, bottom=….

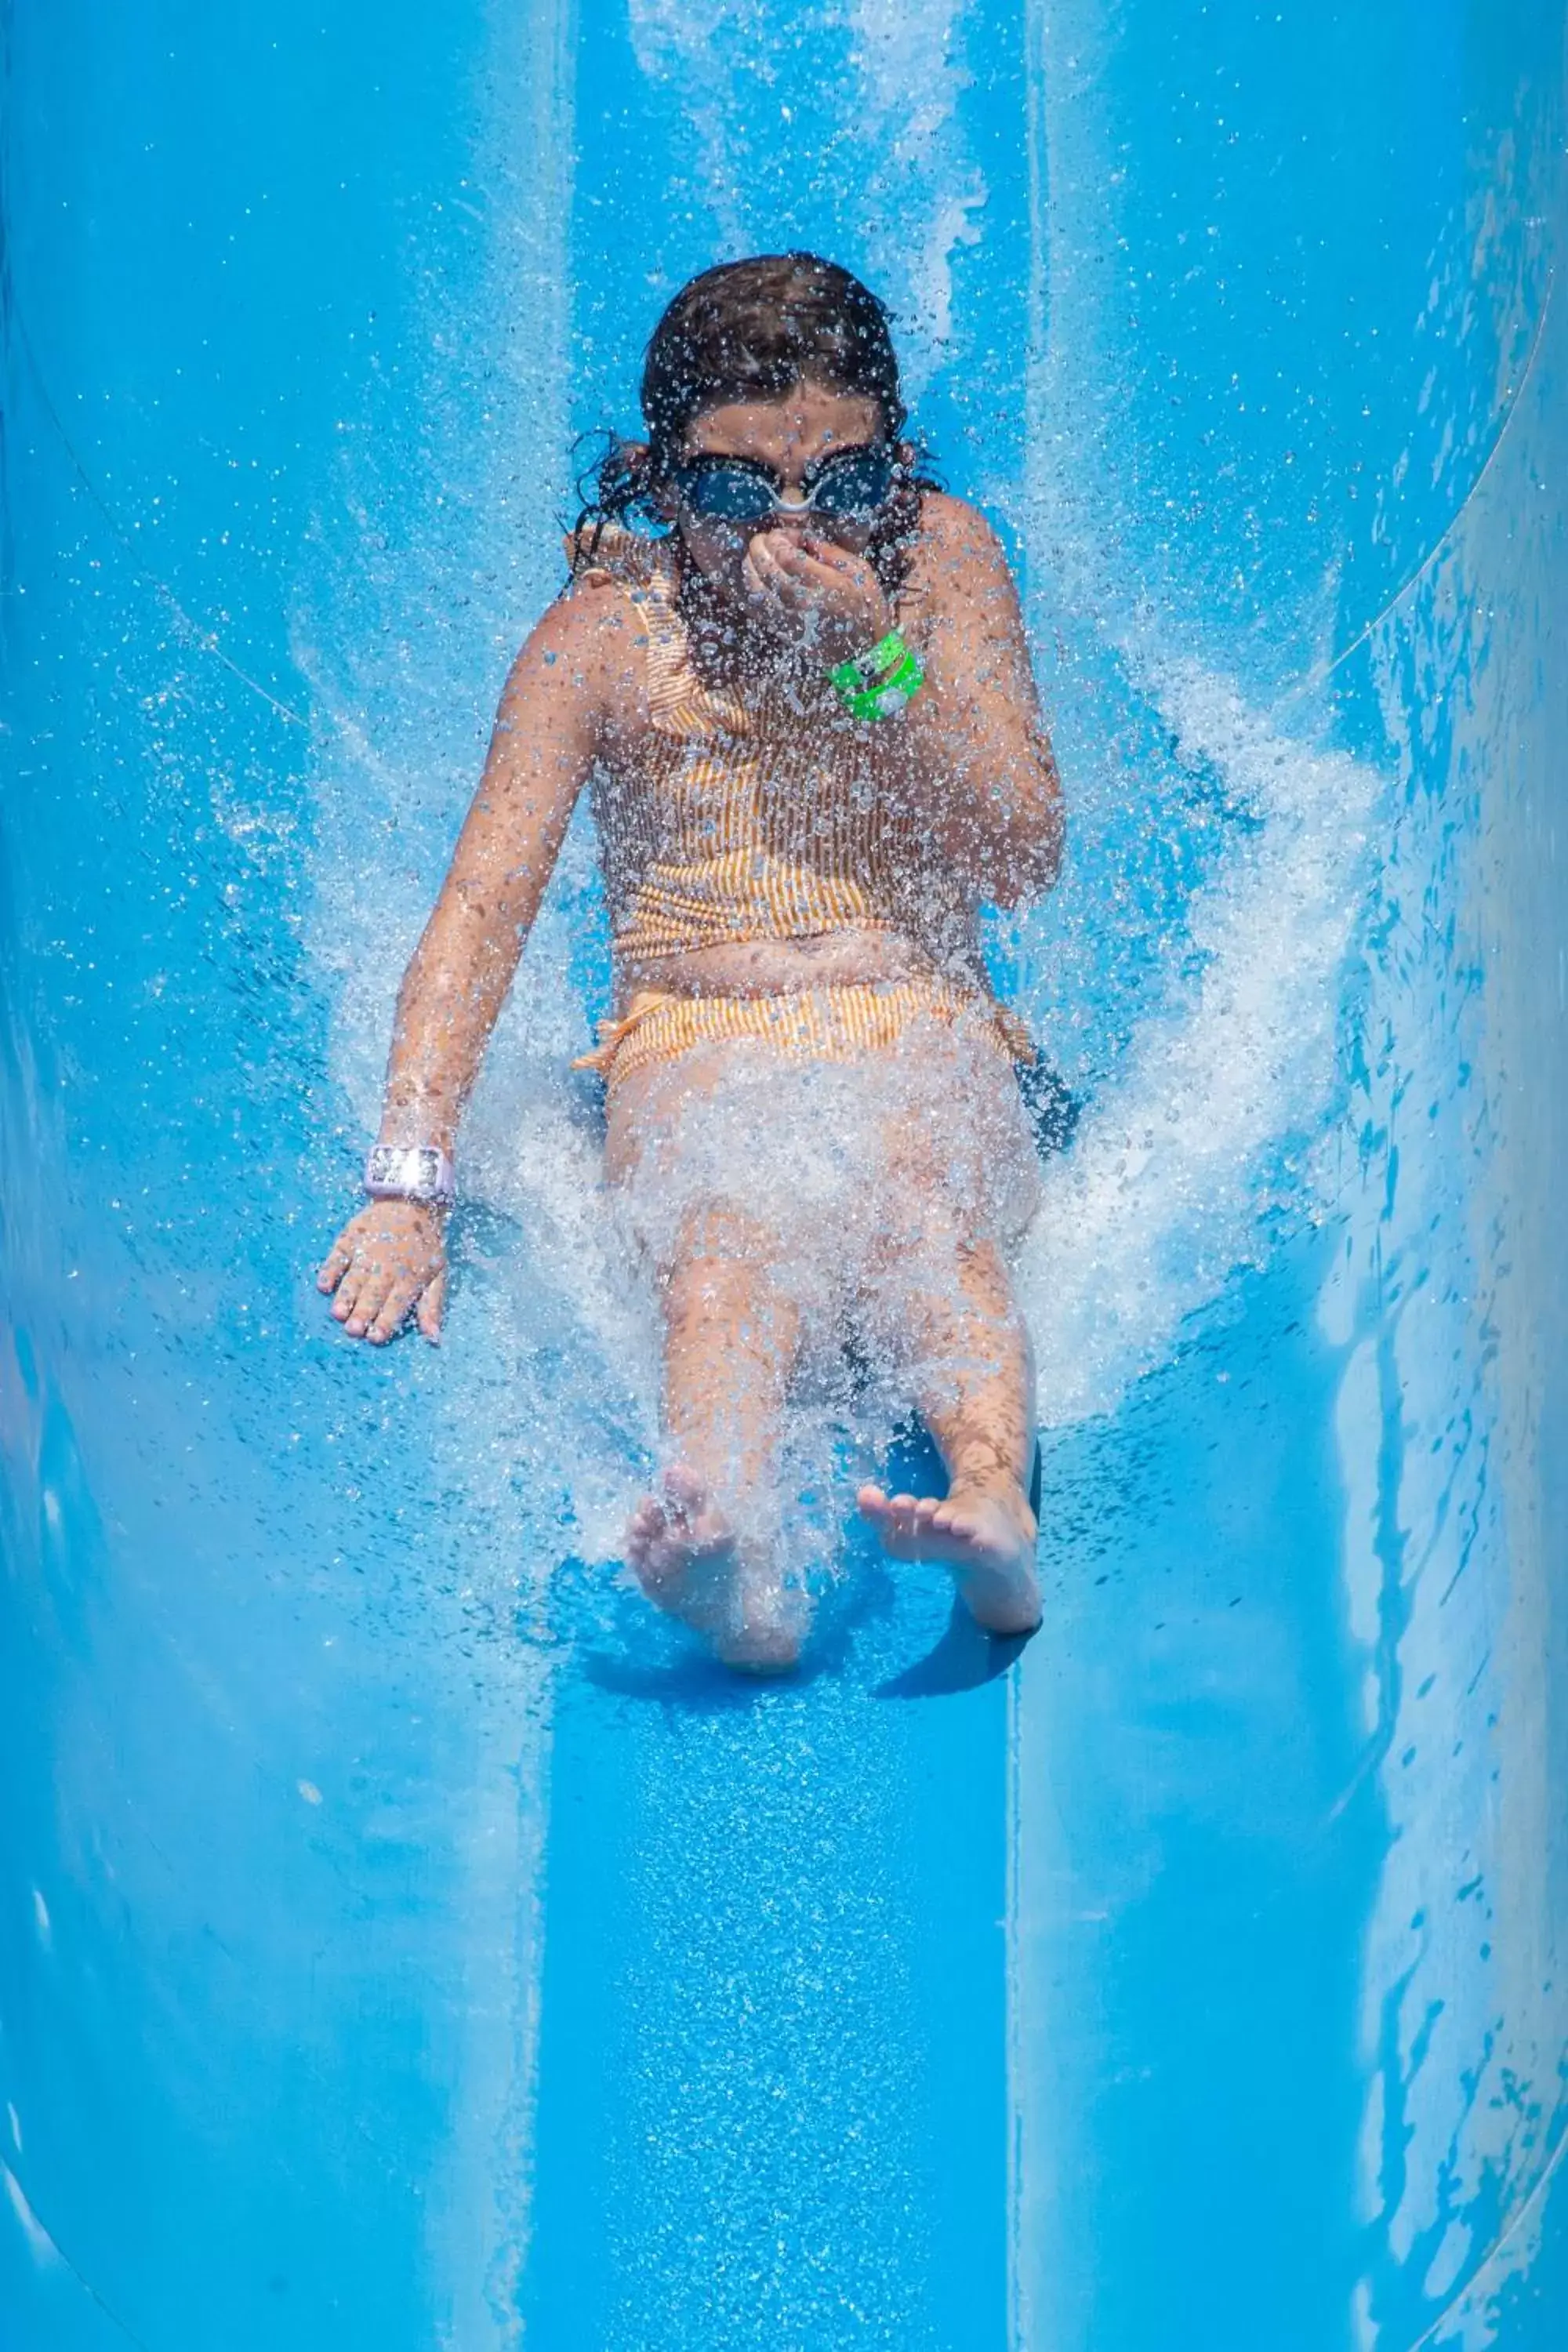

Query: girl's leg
left=626, top=1203, right=805, bottom=1671
left=857, top=1224, right=1042, bottom=1635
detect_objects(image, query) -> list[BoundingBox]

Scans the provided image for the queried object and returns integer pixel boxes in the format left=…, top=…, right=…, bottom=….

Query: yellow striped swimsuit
left=572, top=533, right=1030, bottom=1087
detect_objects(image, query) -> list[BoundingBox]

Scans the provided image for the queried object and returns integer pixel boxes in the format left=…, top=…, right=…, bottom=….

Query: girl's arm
left=747, top=495, right=1062, bottom=907
left=317, top=584, right=627, bottom=1344
left=379, top=590, right=619, bottom=1154
left=884, top=495, right=1063, bottom=907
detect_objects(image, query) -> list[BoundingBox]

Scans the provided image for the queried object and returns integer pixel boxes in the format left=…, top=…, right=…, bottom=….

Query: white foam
left=1017, top=657, right=1377, bottom=1425
left=294, top=4, right=579, bottom=2340
left=847, top=0, right=989, bottom=384
left=626, top=0, right=991, bottom=400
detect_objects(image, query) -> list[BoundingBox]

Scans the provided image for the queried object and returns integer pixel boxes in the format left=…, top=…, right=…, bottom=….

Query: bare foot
left=626, top=1467, right=801, bottom=1673
left=857, top=1473, right=1042, bottom=1636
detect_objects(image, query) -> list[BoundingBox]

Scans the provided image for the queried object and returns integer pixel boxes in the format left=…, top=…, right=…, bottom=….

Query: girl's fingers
left=343, top=1272, right=389, bottom=1334
left=757, top=543, right=835, bottom=597
left=747, top=532, right=817, bottom=583
left=368, top=1276, right=423, bottom=1345
left=416, top=1268, right=447, bottom=1344
left=317, top=1239, right=352, bottom=1292
left=762, top=564, right=827, bottom=618
left=769, top=537, right=868, bottom=597
left=765, top=535, right=841, bottom=583
left=331, top=1266, right=367, bottom=1323
left=744, top=537, right=792, bottom=598
left=799, top=533, right=864, bottom=576
left=316, top=1183, right=452, bottom=1339
left=358, top=1262, right=408, bottom=1329
left=746, top=533, right=889, bottom=645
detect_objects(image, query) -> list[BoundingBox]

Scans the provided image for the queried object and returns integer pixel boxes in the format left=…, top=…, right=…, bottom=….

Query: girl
left=318, top=253, right=1063, bottom=1671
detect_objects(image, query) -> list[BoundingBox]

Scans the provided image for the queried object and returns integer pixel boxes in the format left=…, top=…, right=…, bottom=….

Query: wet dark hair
left=572, top=252, right=935, bottom=586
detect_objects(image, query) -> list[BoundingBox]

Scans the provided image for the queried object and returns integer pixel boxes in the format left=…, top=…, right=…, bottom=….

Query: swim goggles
left=671, top=441, right=899, bottom=528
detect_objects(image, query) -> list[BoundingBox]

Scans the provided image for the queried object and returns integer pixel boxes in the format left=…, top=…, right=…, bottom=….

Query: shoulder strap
left=563, top=518, right=659, bottom=589
left=637, top=544, right=751, bottom=738
left=561, top=528, right=750, bottom=737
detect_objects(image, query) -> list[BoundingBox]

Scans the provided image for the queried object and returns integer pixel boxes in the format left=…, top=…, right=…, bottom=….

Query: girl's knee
left=670, top=1200, right=777, bottom=1269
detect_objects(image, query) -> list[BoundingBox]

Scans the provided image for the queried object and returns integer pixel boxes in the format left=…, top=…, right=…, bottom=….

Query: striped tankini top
left=588, top=539, right=910, bottom=961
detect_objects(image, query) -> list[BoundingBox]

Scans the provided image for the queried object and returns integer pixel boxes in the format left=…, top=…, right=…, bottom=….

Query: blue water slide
left=2, top=3, right=1565, bottom=2347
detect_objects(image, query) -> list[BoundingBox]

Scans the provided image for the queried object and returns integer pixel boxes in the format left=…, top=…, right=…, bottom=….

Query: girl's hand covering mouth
left=740, top=529, right=894, bottom=665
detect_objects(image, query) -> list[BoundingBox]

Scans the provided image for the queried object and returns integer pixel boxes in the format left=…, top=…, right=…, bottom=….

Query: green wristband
left=829, top=630, right=907, bottom=692
left=829, top=630, right=927, bottom=720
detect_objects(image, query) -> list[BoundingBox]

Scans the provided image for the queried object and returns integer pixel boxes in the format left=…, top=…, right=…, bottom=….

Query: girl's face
left=670, top=381, right=890, bottom=596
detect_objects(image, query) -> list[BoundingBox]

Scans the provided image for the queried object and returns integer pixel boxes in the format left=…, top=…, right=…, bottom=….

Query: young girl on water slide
left=318, top=254, right=1063, bottom=1671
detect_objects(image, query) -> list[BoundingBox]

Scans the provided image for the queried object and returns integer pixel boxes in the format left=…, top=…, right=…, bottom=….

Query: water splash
left=1018, top=659, right=1377, bottom=1425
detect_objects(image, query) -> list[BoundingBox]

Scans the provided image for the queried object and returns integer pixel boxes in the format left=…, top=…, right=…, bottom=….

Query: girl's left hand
left=742, top=531, right=892, bottom=665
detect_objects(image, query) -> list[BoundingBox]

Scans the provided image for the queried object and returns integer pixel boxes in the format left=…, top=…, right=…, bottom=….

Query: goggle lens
left=809, top=447, right=897, bottom=517
left=684, top=466, right=778, bottom=522
left=676, top=445, right=898, bottom=525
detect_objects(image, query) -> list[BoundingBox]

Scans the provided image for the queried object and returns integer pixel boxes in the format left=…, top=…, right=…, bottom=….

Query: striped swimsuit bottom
left=573, top=979, right=1036, bottom=1089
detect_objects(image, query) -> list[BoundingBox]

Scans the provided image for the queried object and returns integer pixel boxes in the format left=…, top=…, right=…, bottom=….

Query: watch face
left=366, top=1145, right=448, bottom=1200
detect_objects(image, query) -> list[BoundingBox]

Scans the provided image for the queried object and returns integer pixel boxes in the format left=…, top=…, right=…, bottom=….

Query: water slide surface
left=3, top=3, right=1566, bottom=2346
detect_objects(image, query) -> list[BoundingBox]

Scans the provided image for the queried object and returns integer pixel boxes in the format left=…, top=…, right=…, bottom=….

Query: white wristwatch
left=363, top=1144, right=456, bottom=1207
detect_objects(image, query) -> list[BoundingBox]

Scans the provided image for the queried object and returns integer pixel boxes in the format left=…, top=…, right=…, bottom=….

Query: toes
left=659, top=1465, right=738, bottom=1560
left=662, top=1464, right=706, bottom=1520
left=860, top=1479, right=1007, bottom=1564
left=863, top=1486, right=932, bottom=1556
left=626, top=1499, right=667, bottom=1557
